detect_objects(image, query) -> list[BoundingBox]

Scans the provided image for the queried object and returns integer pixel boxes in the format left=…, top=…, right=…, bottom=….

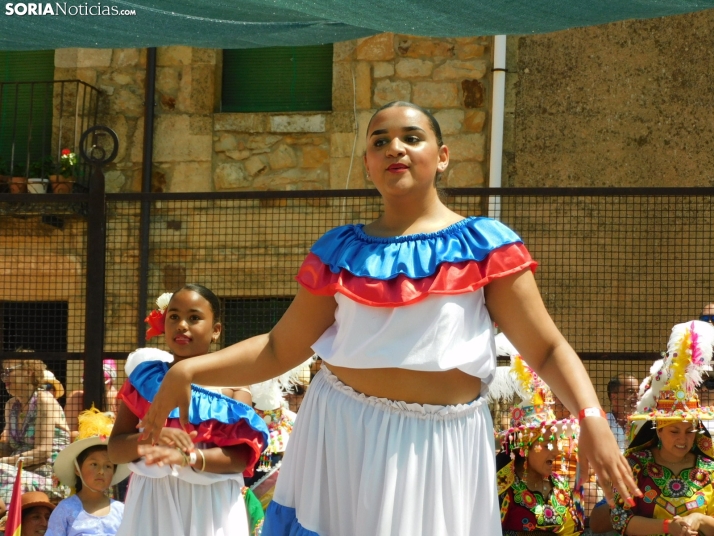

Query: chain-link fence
left=0, top=187, right=712, bottom=499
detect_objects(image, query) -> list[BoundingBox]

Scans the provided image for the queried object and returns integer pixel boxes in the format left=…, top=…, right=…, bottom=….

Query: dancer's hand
left=158, top=427, right=197, bottom=452
left=137, top=444, right=187, bottom=468
left=578, top=416, right=641, bottom=507
left=680, top=513, right=714, bottom=535
left=139, top=359, right=193, bottom=443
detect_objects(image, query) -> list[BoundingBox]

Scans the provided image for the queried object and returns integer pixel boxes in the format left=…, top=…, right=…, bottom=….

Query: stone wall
left=213, top=33, right=491, bottom=191
left=506, top=9, right=714, bottom=187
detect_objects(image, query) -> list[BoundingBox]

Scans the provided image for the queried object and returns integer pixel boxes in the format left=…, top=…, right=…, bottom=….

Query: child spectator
left=47, top=408, right=129, bottom=536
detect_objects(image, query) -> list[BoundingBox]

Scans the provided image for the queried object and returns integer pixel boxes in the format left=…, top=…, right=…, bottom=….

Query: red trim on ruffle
left=118, top=382, right=265, bottom=477
left=296, top=242, right=537, bottom=307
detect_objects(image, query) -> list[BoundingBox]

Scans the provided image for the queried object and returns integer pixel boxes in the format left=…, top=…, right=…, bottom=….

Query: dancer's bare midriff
left=324, top=363, right=482, bottom=405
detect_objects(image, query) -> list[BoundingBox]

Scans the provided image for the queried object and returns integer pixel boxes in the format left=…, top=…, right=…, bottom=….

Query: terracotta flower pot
left=9, top=176, right=27, bottom=193
left=49, top=174, right=74, bottom=194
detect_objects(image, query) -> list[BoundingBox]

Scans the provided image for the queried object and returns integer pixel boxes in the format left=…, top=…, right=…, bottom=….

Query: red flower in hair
left=145, top=309, right=166, bottom=340
left=61, top=148, right=71, bottom=156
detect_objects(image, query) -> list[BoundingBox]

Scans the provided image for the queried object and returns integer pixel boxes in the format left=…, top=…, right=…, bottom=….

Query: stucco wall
left=507, top=9, right=714, bottom=187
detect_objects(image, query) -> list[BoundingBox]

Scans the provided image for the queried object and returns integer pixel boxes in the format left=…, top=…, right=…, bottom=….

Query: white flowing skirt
left=264, top=367, right=500, bottom=536
left=117, top=467, right=249, bottom=536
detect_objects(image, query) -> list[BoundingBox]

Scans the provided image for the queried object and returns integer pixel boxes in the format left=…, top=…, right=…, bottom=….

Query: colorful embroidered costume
left=498, top=459, right=583, bottom=535
left=115, top=348, right=269, bottom=536
left=611, top=320, right=714, bottom=535
left=263, top=217, right=537, bottom=536
left=611, top=449, right=714, bottom=534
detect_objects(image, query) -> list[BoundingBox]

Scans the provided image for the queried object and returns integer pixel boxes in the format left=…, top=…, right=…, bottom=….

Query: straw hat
left=489, top=334, right=579, bottom=457
left=21, top=491, right=55, bottom=511
left=53, top=408, right=130, bottom=488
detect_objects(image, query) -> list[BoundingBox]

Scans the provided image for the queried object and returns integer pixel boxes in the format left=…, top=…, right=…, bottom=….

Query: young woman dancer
left=138, top=102, right=640, bottom=535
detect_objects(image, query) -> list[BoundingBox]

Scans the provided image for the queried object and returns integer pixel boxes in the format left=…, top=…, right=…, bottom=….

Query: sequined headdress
left=488, top=334, right=579, bottom=459
left=630, top=320, right=714, bottom=428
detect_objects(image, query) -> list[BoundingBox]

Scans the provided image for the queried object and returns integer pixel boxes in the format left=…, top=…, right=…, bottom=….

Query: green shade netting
left=0, top=0, right=713, bottom=50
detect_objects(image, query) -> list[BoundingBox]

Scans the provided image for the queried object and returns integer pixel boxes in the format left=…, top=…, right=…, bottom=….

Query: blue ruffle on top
left=310, top=216, right=524, bottom=280
left=129, top=360, right=269, bottom=443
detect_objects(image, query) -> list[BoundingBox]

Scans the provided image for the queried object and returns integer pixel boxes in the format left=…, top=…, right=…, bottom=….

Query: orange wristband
left=578, top=407, right=607, bottom=422
left=662, top=519, right=671, bottom=533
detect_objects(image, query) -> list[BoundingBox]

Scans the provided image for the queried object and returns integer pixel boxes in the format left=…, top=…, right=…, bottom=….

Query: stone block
left=397, top=39, right=454, bottom=59
left=154, top=115, right=212, bottom=162
left=252, top=168, right=316, bottom=190
left=270, top=115, right=326, bottom=133
left=75, top=68, right=98, bottom=86
left=191, top=64, right=216, bottom=114
left=175, top=65, right=193, bottom=113
left=373, top=80, right=411, bottom=107
left=157, top=46, right=192, bottom=66
left=214, top=133, right=238, bottom=153
left=412, top=82, right=458, bottom=108
left=433, top=60, right=488, bottom=81
left=112, top=48, right=141, bottom=67
left=246, top=135, right=282, bottom=150
left=464, top=110, right=487, bottom=132
left=214, top=162, right=249, bottom=190
left=373, top=62, right=395, bottom=78
left=169, top=162, right=213, bottom=192
left=332, top=62, right=353, bottom=111
left=225, top=149, right=251, bottom=161
left=104, top=170, right=126, bottom=193
left=433, top=109, right=464, bottom=135
left=445, top=161, right=484, bottom=187
left=355, top=62, right=371, bottom=109
left=395, top=59, right=433, bottom=78
left=112, top=88, right=143, bottom=117
left=331, top=133, right=359, bottom=158
left=447, top=134, right=486, bottom=161
left=355, top=33, right=394, bottom=61
left=245, top=155, right=269, bottom=176
left=268, top=144, right=297, bottom=170
left=130, top=120, right=144, bottom=163
left=457, top=44, right=486, bottom=60
left=107, top=114, right=128, bottom=162
left=214, top=113, right=266, bottom=132
left=76, top=48, right=112, bottom=68
left=462, top=79, right=485, bottom=108
left=333, top=41, right=356, bottom=62
left=192, top=48, right=217, bottom=65
left=302, top=146, right=329, bottom=168
left=156, top=67, right=180, bottom=96
left=111, top=72, right=133, bottom=85
left=54, top=48, right=77, bottom=68
left=330, top=156, right=365, bottom=189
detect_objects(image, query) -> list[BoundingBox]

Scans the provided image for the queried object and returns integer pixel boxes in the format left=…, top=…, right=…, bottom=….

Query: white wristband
left=188, top=451, right=197, bottom=466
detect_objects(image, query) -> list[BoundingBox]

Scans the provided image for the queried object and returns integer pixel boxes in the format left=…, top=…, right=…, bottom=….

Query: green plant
left=29, top=155, right=55, bottom=178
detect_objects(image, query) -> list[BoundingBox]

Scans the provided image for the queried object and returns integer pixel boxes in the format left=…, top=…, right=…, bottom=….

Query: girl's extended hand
left=139, top=360, right=192, bottom=444
left=680, top=513, right=714, bottom=535
left=158, top=427, right=197, bottom=452
left=672, top=515, right=700, bottom=536
left=578, top=416, right=642, bottom=507
left=137, top=444, right=187, bottom=468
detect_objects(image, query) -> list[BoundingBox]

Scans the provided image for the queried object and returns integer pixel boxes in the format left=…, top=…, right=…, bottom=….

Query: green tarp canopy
left=1, top=0, right=713, bottom=50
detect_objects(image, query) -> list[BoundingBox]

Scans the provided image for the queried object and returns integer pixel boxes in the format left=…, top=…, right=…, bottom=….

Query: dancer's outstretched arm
left=485, top=268, right=642, bottom=506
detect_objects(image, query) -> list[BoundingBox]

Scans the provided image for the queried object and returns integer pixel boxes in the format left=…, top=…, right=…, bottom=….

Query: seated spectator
left=605, top=374, right=638, bottom=452
left=47, top=408, right=128, bottom=536
left=64, top=360, right=118, bottom=438
left=701, top=302, right=714, bottom=325
left=0, top=359, right=70, bottom=503
left=611, top=321, right=714, bottom=535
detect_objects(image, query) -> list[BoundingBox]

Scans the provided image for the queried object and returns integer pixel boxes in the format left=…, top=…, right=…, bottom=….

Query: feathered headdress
left=630, top=320, right=714, bottom=427
left=488, top=334, right=579, bottom=458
